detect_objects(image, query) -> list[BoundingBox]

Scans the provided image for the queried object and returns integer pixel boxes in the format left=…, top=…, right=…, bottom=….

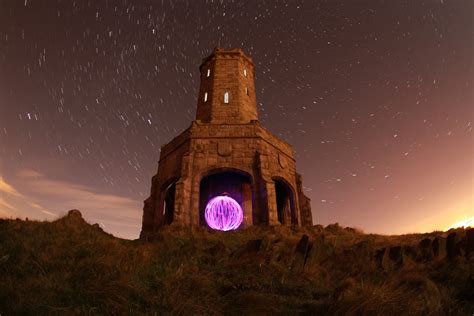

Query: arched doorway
left=199, top=169, right=253, bottom=228
left=273, top=178, right=297, bottom=225
left=162, top=181, right=177, bottom=225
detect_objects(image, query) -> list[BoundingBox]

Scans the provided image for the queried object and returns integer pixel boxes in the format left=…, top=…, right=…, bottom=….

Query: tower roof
left=199, top=47, right=255, bottom=71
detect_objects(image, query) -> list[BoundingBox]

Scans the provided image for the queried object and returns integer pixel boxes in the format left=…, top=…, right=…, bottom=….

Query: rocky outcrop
left=418, top=238, right=433, bottom=262
left=431, top=236, right=446, bottom=259
left=373, top=230, right=473, bottom=270
left=388, top=246, right=403, bottom=268
left=466, top=228, right=474, bottom=258
left=446, top=232, right=460, bottom=260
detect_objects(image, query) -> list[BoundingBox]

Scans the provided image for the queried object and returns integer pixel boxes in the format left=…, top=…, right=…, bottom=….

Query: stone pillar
left=173, top=152, right=193, bottom=226
left=284, top=196, right=292, bottom=225
left=254, top=151, right=279, bottom=225
left=143, top=174, right=161, bottom=233
left=265, top=181, right=279, bottom=225
left=242, top=181, right=253, bottom=226
left=140, top=197, right=154, bottom=238
left=189, top=174, right=201, bottom=226
left=173, top=179, right=188, bottom=225
left=296, top=173, right=313, bottom=226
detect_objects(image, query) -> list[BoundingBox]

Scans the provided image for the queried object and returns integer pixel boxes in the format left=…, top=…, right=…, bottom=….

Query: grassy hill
left=0, top=210, right=473, bottom=315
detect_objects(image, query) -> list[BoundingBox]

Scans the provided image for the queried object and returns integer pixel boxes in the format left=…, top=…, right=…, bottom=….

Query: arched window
left=224, top=92, right=229, bottom=104
left=243, top=69, right=247, bottom=77
left=245, top=87, right=249, bottom=96
left=204, top=92, right=208, bottom=102
left=206, top=69, right=211, bottom=77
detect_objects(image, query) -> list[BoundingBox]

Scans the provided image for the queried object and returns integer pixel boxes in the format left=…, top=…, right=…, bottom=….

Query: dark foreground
left=0, top=210, right=473, bottom=315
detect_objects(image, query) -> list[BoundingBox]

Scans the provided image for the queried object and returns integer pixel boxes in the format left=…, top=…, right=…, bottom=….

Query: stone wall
left=140, top=120, right=313, bottom=236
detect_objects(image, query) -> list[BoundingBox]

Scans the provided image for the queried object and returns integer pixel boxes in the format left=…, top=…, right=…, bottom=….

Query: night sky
left=1, top=0, right=472, bottom=239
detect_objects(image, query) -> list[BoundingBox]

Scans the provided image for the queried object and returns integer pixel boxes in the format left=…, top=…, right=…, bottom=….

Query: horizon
left=1, top=172, right=472, bottom=240
left=1, top=204, right=473, bottom=240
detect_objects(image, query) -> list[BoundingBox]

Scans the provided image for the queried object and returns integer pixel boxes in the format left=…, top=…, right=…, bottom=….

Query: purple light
left=205, top=195, right=243, bottom=231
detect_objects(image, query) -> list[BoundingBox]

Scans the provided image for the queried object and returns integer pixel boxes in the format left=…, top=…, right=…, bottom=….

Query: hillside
left=0, top=210, right=473, bottom=315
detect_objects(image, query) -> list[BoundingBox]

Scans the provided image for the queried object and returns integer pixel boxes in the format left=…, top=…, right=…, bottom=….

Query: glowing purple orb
left=205, top=195, right=243, bottom=231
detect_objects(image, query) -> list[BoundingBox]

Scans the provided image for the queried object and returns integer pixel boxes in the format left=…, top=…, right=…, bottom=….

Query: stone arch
left=201, top=167, right=253, bottom=182
left=198, top=167, right=253, bottom=228
left=272, top=176, right=297, bottom=225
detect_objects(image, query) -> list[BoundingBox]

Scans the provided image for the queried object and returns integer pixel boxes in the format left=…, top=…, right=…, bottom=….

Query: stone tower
left=140, top=48, right=312, bottom=237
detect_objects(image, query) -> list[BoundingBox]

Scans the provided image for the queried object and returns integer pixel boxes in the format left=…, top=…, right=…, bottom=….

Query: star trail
left=0, top=0, right=472, bottom=238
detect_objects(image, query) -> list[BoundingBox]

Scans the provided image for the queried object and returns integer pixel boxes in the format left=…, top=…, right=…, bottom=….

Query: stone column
left=141, top=174, right=159, bottom=235
left=173, top=152, right=193, bottom=226
left=140, top=197, right=154, bottom=237
left=254, top=151, right=279, bottom=225
left=189, top=174, right=202, bottom=226
left=242, top=181, right=253, bottom=226
left=296, top=173, right=313, bottom=226
left=265, top=181, right=279, bottom=225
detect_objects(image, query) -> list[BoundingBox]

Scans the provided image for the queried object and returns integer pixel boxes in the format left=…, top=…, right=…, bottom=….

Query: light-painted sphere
left=204, top=195, right=243, bottom=231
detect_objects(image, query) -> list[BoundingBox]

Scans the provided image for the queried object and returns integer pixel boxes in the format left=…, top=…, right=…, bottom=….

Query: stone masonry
left=140, top=48, right=312, bottom=237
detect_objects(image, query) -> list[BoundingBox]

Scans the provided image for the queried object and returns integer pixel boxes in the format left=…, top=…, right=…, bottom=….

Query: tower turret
left=196, top=48, right=258, bottom=124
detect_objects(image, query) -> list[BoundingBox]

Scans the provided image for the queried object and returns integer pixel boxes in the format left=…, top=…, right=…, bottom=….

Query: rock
left=344, top=227, right=357, bottom=233
left=418, top=238, right=433, bottom=261
left=295, top=234, right=310, bottom=255
left=388, top=246, right=403, bottom=268
left=67, top=209, right=83, bottom=219
left=465, top=228, right=474, bottom=258
left=56, top=209, right=86, bottom=227
left=431, top=237, right=447, bottom=259
left=293, top=234, right=312, bottom=270
left=446, top=232, right=460, bottom=260
left=402, top=245, right=419, bottom=265
left=92, top=223, right=103, bottom=231
left=373, top=246, right=406, bottom=271
left=312, top=224, right=324, bottom=232
left=373, top=247, right=386, bottom=270
left=325, top=223, right=342, bottom=233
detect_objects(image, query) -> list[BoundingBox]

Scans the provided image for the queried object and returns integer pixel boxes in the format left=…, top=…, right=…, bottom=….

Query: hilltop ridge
left=0, top=210, right=473, bottom=315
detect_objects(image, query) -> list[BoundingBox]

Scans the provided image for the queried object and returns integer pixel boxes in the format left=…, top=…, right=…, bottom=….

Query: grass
left=0, top=211, right=472, bottom=315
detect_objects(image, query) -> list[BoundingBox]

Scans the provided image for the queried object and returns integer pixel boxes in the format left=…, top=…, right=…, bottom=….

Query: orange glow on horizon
left=446, top=216, right=474, bottom=230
